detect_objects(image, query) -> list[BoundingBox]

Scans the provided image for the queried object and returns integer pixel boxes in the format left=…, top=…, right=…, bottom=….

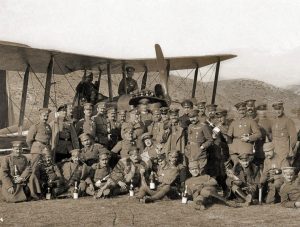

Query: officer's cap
left=160, top=107, right=170, bottom=115
left=188, top=109, right=199, bottom=118
left=126, top=66, right=135, bottom=73
left=206, top=104, right=218, bottom=111
left=272, top=101, right=284, bottom=110
left=95, top=101, right=107, bottom=108
left=99, top=149, right=110, bottom=157
left=57, top=104, right=67, bottom=112
left=11, top=141, right=24, bottom=148
left=141, top=132, right=153, bottom=141
left=129, top=146, right=140, bottom=155
left=215, top=109, right=228, bottom=117
left=188, top=160, right=199, bottom=169
left=117, top=109, right=127, bottom=114
left=39, top=108, right=51, bottom=114
left=169, top=108, right=179, bottom=116
left=282, top=166, right=295, bottom=174
left=139, top=98, right=150, bottom=105
left=107, top=107, right=117, bottom=114
left=83, top=103, right=93, bottom=110
left=263, top=142, right=274, bottom=152
left=245, top=99, right=256, bottom=107
left=79, top=133, right=93, bottom=141
left=256, top=104, right=267, bottom=111
left=86, top=72, right=93, bottom=78
left=196, top=101, right=206, bottom=108
left=234, top=102, right=247, bottom=110
left=238, top=153, right=253, bottom=160
left=157, top=153, right=166, bottom=161
left=181, top=99, right=193, bottom=108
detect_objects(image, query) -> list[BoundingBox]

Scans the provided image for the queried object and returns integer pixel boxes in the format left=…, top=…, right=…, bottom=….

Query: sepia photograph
left=0, top=0, right=299, bottom=226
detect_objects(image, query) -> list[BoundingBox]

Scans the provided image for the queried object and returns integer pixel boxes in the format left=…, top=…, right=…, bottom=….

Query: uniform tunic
left=76, top=117, right=96, bottom=138
left=81, top=143, right=110, bottom=166
left=1, top=154, right=31, bottom=202
left=147, top=120, right=166, bottom=144
left=227, top=116, right=261, bottom=155
left=93, top=114, right=108, bottom=146
left=271, top=115, right=297, bottom=159
left=27, top=122, right=52, bottom=153
left=254, top=117, right=272, bottom=162
left=118, top=78, right=138, bottom=95
left=280, top=177, right=300, bottom=208
left=111, top=140, right=136, bottom=158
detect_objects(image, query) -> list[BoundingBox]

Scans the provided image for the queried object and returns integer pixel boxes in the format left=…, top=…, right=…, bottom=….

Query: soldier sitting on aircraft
left=118, top=66, right=139, bottom=96
left=1, top=141, right=32, bottom=203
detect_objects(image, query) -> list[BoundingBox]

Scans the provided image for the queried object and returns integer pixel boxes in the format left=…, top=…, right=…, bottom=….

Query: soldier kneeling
left=185, top=160, right=237, bottom=210
left=226, top=153, right=260, bottom=206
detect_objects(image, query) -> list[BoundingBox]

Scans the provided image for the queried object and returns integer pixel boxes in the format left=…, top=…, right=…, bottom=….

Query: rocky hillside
left=286, top=84, right=300, bottom=95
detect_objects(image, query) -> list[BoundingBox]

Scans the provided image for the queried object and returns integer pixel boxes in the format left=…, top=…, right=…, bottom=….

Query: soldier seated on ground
left=185, top=161, right=237, bottom=210
left=1, top=141, right=32, bottom=203
left=260, top=142, right=285, bottom=204
left=37, top=147, right=67, bottom=198
left=61, top=149, right=94, bottom=197
left=140, top=132, right=158, bottom=167
left=137, top=150, right=181, bottom=203
left=102, top=147, right=148, bottom=197
left=87, top=151, right=112, bottom=198
left=279, top=167, right=300, bottom=208
left=226, top=153, right=260, bottom=206
left=79, top=133, right=110, bottom=166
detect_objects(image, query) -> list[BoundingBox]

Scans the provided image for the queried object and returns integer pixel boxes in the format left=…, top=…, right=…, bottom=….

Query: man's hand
left=88, top=184, right=95, bottom=192
left=14, top=176, right=24, bottom=184
left=118, top=181, right=127, bottom=190
left=7, top=187, right=14, bottom=194
left=241, top=135, right=250, bottom=142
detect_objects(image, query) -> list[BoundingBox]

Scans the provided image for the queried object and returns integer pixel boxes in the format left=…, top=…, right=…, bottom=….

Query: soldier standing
left=195, top=101, right=207, bottom=123
left=147, top=107, right=166, bottom=145
left=179, top=99, right=193, bottom=146
left=117, top=109, right=127, bottom=125
left=271, top=101, right=297, bottom=162
left=138, top=98, right=153, bottom=128
left=50, top=104, right=79, bottom=163
left=185, top=109, right=213, bottom=174
left=107, top=107, right=121, bottom=150
left=76, top=103, right=96, bottom=139
left=227, top=102, right=261, bottom=166
left=26, top=108, right=52, bottom=168
left=1, top=141, right=32, bottom=203
left=245, top=99, right=257, bottom=119
left=93, top=101, right=108, bottom=147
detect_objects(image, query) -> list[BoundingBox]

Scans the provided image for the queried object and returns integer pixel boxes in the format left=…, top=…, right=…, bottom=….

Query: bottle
left=46, top=187, right=51, bottom=200
left=13, top=165, right=19, bottom=183
left=149, top=172, right=155, bottom=190
left=181, top=185, right=188, bottom=204
left=73, top=181, right=79, bottom=199
left=129, top=179, right=134, bottom=197
left=258, top=186, right=262, bottom=205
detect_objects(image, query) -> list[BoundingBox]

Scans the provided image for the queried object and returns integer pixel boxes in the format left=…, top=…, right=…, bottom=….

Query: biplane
left=0, top=40, right=236, bottom=150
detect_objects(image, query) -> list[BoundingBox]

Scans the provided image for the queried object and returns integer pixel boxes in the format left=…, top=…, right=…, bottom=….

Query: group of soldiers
left=1, top=90, right=300, bottom=210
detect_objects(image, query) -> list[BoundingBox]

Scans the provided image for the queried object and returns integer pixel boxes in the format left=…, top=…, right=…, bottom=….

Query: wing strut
left=191, top=64, right=199, bottom=98
left=107, top=63, right=113, bottom=101
left=141, top=66, right=148, bottom=90
left=18, top=65, right=30, bottom=136
left=211, top=58, right=220, bottom=104
left=43, top=56, right=54, bottom=108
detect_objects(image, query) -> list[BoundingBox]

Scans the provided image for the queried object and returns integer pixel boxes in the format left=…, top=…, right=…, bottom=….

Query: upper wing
left=0, top=41, right=236, bottom=74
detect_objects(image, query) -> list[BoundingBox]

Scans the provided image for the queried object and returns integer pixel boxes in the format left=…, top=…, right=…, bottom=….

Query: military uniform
left=147, top=108, right=166, bottom=144
left=195, top=102, right=207, bottom=123
left=76, top=118, right=96, bottom=138
left=1, top=153, right=31, bottom=202
left=279, top=172, right=300, bottom=208
left=81, top=143, right=110, bottom=166
left=186, top=111, right=213, bottom=172
left=111, top=140, right=136, bottom=158
left=107, top=118, right=121, bottom=150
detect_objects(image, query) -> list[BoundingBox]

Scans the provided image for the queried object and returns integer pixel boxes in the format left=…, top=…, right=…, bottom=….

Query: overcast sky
left=0, top=0, right=300, bottom=87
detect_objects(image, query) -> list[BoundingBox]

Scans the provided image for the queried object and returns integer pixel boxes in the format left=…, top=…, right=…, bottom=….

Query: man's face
left=257, top=111, right=266, bottom=119
left=247, top=106, right=255, bottom=115
left=189, top=167, right=200, bottom=177
left=198, top=107, right=205, bottom=115
left=169, top=153, right=178, bottom=166
left=170, top=114, right=178, bottom=124
left=129, top=152, right=140, bottom=163
left=81, top=137, right=92, bottom=148
left=97, top=107, right=106, bottom=115
left=238, top=108, right=246, bottom=118
left=283, top=171, right=295, bottom=183
left=108, top=112, right=116, bottom=121
left=123, top=130, right=133, bottom=141
left=144, top=138, right=153, bottom=147
left=71, top=152, right=80, bottom=163
left=206, top=110, right=215, bottom=119
left=158, top=158, right=166, bottom=167
left=239, top=159, right=250, bottom=168
left=189, top=116, right=198, bottom=125
left=43, top=154, right=53, bottom=165
left=118, top=113, right=126, bottom=122
left=161, top=114, right=169, bottom=122
left=183, top=106, right=192, bottom=115
left=217, top=115, right=226, bottom=124
left=58, top=110, right=67, bottom=119
left=40, top=112, right=49, bottom=123
left=86, top=75, right=93, bottom=83
left=139, top=104, right=148, bottom=112
left=84, top=107, right=93, bottom=117
left=12, top=146, right=22, bottom=157
left=274, top=108, right=284, bottom=117
left=152, top=112, right=161, bottom=122
left=99, top=154, right=109, bottom=168
left=265, top=150, right=275, bottom=159
left=127, top=70, right=134, bottom=78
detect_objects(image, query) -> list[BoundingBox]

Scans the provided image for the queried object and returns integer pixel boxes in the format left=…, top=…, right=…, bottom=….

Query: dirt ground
left=0, top=195, right=299, bottom=227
